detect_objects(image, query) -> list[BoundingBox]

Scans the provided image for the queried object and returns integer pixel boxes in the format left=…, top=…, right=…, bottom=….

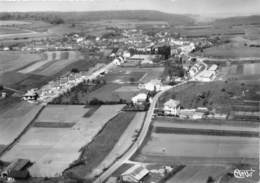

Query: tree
left=206, top=176, right=214, bottom=183
left=71, top=68, right=79, bottom=73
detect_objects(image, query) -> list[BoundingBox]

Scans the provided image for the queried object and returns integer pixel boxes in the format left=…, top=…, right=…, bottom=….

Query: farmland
left=165, top=165, right=229, bottom=183
left=19, top=51, right=82, bottom=76
left=66, top=111, right=139, bottom=179
left=0, top=50, right=97, bottom=91
left=158, top=81, right=260, bottom=114
left=134, top=118, right=259, bottom=165
left=1, top=104, right=124, bottom=177
left=0, top=51, right=41, bottom=74
left=202, top=44, right=260, bottom=58
left=0, top=101, right=43, bottom=153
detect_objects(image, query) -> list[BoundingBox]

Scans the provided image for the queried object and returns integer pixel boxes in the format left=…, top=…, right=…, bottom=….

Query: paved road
left=94, top=81, right=187, bottom=183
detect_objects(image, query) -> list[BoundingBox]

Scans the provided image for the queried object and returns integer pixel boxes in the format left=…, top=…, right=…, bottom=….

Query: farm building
left=121, top=165, right=149, bottom=183
left=1, top=159, right=30, bottom=179
left=208, top=64, right=218, bottom=71
left=139, top=79, right=162, bottom=92
left=163, top=99, right=180, bottom=116
left=23, top=89, right=39, bottom=102
left=196, top=70, right=216, bottom=82
left=131, top=93, right=149, bottom=105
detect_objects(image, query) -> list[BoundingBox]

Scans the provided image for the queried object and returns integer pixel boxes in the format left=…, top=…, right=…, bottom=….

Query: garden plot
left=1, top=105, right=124, bottom=177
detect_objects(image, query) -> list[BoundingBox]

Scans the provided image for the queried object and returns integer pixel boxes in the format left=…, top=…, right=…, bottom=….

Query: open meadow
left=1, top=104, right=125, bottom=177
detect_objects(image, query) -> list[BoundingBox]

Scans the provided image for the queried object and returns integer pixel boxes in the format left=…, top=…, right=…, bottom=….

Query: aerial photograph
left=0, top=0, right=259, bottom=182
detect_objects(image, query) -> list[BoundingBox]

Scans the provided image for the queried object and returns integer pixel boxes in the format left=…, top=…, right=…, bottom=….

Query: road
left=94, top=81, right=187, bottom=183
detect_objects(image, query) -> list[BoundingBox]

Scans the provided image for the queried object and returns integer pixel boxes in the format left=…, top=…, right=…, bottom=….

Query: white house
left=163, top=99, right=180, bottom=116
left=139, top=79, right=162, bottom=92
left=121, top=165, right=149, bottom=183
left=131, top=93, right=148, bottom=105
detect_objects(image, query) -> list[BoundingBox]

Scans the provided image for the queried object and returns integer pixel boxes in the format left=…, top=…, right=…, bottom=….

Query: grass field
left=166, top=165, right=229, bottom=183
left=202, top=44, right=260, bottom=58
left=1, top=104, right=124, bottom=177
left=0, top=20, right=32, bottom=26
left=138, top=133, right=259, bottom=163
left=66, top=111, right=137, bottom=179
left=0, top=51, right=41, bottom=74
left=117, top=67, right=164, bottom=83
left=158, top=81, right=260, bottom=114
left=19, top=51, right=82, bottom=76
left=0, top=101, right=42, bottom=146
left=0, top=27, right=31, bottom=35
left=35, top=105, right=87, bottom=124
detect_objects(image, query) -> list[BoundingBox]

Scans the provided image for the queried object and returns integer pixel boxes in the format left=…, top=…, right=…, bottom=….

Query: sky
left=0, top=0, right=260, bottom=17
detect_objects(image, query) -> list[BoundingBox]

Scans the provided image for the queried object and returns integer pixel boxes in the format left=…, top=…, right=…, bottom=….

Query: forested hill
left=0, top=10, right=195, bottom=25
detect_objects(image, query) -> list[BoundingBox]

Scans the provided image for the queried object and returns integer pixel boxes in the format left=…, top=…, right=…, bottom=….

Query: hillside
left=0, top=10, right=195, bottom=26
left=214, top=15, right=260, bottom=26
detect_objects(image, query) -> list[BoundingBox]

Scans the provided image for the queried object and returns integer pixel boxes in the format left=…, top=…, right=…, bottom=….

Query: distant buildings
left=195, top=64, right=218, bottom=82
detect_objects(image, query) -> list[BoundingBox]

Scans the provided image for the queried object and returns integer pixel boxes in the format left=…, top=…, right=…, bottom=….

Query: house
left=121, top=165, right=149, bottom=183
left=163, top=99, right=180, bottom=116
left=208, top=64, right=218, bottom=71
left=132, top=93, right=149, bottom=105
left=23, top=89, right=39, bottom=102
left=139, top=79, right=162, bottom=92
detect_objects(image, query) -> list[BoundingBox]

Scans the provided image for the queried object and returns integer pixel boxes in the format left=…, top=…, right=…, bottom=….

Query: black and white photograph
left=0, top=0, right=259, bottom=182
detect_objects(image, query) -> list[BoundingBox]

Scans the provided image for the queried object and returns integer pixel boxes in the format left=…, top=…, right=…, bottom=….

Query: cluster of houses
left=23, top=62, right=114, bottom=104
left=195, top=64, right=218, bottom=82
left=160, top=98, right=227, bottom=120
left=188, top=62, right=205, bottom=78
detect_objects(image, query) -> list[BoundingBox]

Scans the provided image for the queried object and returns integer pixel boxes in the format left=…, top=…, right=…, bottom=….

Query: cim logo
left=234, top=168, right=256, bottom=179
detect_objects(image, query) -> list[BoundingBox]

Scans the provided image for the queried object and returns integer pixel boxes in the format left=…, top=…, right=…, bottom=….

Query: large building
left=121, top=165, right=149, bottom=183
left=163, top=99, right=181, bottom=116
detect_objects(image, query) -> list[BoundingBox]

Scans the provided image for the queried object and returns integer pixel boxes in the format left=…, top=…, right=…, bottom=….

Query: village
left=0, top=10, right=259, bottom=183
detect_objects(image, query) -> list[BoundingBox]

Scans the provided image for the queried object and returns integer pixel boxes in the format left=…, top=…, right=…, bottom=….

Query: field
left=0, top=20, right=32, bottom=26
left=117, top=67, right=164, bottom=83
left=0, top=101, right=42, bottom=152
left=88, top=112, right=146, bottom=179
left=203, top=45, right=260, bottom=58
left=0, top=51, right=41, bottom=74
left=66, top=111, right=138, bottom=179
left=0, top=50, right=97, bottom=91
left=166, top=165, right=229, bottom=183
left=133, top=118, right=259, bottom=167
left=0, top=27, right=31, bottom=35
left=19, top=51, right=82, bottom=76
left=158, top=81, right=260, bottom=114
left=1, top=104, right=124, bottom=177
